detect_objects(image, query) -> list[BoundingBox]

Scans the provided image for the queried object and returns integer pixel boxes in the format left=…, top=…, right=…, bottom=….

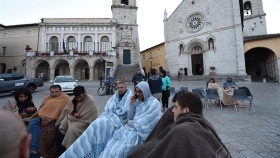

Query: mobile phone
left=134, top=93, right=138, bottom=99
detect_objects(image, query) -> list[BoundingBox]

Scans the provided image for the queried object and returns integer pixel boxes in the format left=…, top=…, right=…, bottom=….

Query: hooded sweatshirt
left=148, top=74, right=163, bottom=94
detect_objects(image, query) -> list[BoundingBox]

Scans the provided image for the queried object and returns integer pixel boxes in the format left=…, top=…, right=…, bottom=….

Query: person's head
left=226, top=77, right=232, bottom=82
left=117, top=81, right=127, bottom=95
left=73, top=86, right=86, bottom=102
left=172, top=91, right=203, bottom=122
left=160, top=70, right=166, bottom=77
left=135, top=81, right=151, bottom=101
left=0, top=110, right=31, bottom=158
left=150, top=69, right=156, bottom=76
left=49, top=85, right=62, bottom=98
left=209, top=78, right=215, bottom=83
left=136, top=68, right=141, bottom=74
left=14, top=88, right=32, bottom=104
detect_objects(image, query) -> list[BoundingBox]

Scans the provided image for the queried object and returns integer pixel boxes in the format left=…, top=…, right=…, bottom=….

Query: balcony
left=26, top=50, right=116, bottom=58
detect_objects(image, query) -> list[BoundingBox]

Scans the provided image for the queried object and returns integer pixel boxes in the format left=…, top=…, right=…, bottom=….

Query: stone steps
left=114, top=64, right=139, bottom=83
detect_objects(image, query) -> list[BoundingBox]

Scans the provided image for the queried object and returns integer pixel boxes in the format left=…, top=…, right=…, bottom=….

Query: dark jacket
left=132, top=73, right=147, bottom=86
left=147, top=75, right=163, bottom=95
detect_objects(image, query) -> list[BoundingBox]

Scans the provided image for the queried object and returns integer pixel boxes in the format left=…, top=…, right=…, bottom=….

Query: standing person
left=55, top=86, right=98, bottom=156
left=26, top=85, right=70, bottom=158
left=160, top=70, right=171, bottom=112
left=127, top=91, right=231, bottom=158
left=184, top=67, right=188, bottom=76
left=132, top=68, right=147, bottom=87
left=0, top=110, right=31, bottom=158
left=2, top=88, right=37, bottom=121
left=147, top=68, right=163, bottom=101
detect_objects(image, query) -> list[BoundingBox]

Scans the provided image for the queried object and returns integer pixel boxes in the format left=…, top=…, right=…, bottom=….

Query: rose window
left=186, top=14, right=204, bottom=33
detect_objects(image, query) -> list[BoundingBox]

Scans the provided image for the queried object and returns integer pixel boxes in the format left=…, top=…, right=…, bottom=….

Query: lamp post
left=98, top=57, right=104, bottom=86
left=149, top=56, right=153, bottom=70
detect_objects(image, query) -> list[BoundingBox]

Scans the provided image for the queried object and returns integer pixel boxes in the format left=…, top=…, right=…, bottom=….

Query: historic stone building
left=1, top=0, right=141, bottom=81
left=163, top=0, right=267, bottom=77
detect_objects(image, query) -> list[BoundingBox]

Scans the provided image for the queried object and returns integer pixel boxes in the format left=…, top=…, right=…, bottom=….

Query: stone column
left=89, top=66, right=94, bottom=81
left=203, top=52, right=210, bottom=75
left=70, top=66, right=74, bottom=78
left=277, top=58, right=280, bottom=83
left=32, top=68, right=36, bottom=78
left=50, top=67, right=55, bottom=81
left=188, top=54, right=193, bottom=76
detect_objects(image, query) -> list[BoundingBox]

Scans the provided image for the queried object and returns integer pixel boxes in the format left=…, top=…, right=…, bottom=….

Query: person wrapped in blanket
left=127, top=91, right=231, bottom=158
left=2, top=88, right=37, bottom=121
left=59, top=81, right=162, bottom=158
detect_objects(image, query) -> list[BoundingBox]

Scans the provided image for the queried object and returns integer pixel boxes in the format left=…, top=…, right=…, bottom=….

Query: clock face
left=185, top=14, right=204, bottom=33
left=121, top=11, right=130, bottom=21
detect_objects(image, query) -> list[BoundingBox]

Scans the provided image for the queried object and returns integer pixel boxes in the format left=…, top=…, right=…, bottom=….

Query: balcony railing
left=26, top=50, right=116, bottom=57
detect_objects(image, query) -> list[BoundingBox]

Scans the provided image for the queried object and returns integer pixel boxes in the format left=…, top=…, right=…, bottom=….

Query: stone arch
left=73, top=59, right=90, bottom=80
left=245, top=47, right=279, bottom=82
left=52, top=59, right=70, bottom=77
left=185, top=39, right=207, bottom=54
left=81, top=35, right=94, bottom=41
left=34, top=59, right=50, bottom=80
left=93, top=58, right=106, bottom=80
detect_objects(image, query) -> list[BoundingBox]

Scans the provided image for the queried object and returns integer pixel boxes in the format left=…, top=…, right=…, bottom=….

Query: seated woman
left=127, top=91, right=231, bottom=158
left=2, top=88, right=37, bottom=121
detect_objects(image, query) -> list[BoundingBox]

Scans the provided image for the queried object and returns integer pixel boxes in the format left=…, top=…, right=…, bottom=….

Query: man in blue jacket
left=132, top=68, right=147, bottom=87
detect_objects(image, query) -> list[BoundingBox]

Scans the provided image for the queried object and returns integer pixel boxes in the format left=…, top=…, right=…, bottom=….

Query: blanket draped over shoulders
left=59, top=89, right=133, bottom=158
left=127, top=107, right=231, bottom=158
left=56, top=93, right=98, bottom=148
left=31, top=93, right=70, bottom=158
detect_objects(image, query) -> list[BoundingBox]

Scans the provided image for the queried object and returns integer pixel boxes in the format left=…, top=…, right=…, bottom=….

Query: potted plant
left=210, top=66, right=215, bottom=76
left=179, top=68, right=184, bottom=76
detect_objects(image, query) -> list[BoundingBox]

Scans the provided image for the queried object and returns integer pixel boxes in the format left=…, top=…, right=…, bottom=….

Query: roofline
left=3, top=23, right=39, bottom=28
left=140, top=42, right=165, bottom=53
left=244, top=33, right=280, bottom=42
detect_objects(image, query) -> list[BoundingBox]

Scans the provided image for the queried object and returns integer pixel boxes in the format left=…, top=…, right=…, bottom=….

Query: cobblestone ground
left=0, top=80, right=279, bottom=157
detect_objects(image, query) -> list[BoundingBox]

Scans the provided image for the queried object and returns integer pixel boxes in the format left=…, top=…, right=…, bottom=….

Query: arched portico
left=93, top=58, right=105, bottom=80
left=73, top=59, right=90, bottom=80
left=34, top=60, right=50, bottom=80
left=245, top=47, right=279, bottom=82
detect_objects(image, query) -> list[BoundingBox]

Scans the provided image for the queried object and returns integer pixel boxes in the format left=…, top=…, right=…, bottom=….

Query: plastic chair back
left=169, top=87, right=175, bottom=96
left=192, top=89, right=205, bottom=99
left=233, top=89, right=250, bottom=101
left=180, top=87, right=188, bottom=92
left=207, top=89, right=219, bottom=99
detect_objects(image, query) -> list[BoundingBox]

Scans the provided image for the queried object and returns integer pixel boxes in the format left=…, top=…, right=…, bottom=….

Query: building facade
left=0, top=0, right=141, bottom=81
left=140, top=42, right=165, bottom=75
left=164, top=0, right=266, bottom=77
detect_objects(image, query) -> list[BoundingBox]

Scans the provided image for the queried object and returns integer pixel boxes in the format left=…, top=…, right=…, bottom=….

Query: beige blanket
left=2, top=100, right=36, bottom=121
left=208, top=83, right=244, bottom=107
left=56, top=93, right=98, bottom=148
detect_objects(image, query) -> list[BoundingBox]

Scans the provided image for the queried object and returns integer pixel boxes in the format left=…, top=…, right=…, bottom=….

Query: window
left=13, top=74, right=24, bottom=80
left=2, top=47, right=6, bottom=55
left=244, top=1, right=252, bottom=16
left=68, top=36, right=76, bottom=51
left=150, top=52, right=152, bottom=57
left=84, top=36, right=93, bottom=52
left=50, top=36, right=59, bottom=52
left=158, top=49, right=161, bottom=55
left=121, top=0, right=128, bottom=5
left=101, top=36, right=110, bottom=52
left=0, top=75, right=12, bottom=81
left=143, top=54, right=145, bottom=60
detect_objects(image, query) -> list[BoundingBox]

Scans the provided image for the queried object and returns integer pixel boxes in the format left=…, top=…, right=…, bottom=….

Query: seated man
left=26, top=85, right=70, bottom=158
left=127, top=91, right=231, bottom=158
left=0, top=110, right=31, bottom=158
left=55, top=85, right=98, bottom=156
left=222, top=77, right=244, bottom=107
left=60, top=81, right=162, bottom=158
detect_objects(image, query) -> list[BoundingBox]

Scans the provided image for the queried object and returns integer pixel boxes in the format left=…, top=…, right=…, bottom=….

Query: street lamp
left=149, top=56, right=153, bottom=70
left=98, top=57, right=104, bottom=86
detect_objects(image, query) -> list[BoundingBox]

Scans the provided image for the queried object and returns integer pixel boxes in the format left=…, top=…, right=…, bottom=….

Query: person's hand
left=19, top=113, right=27, bottom=119
left=74, top=113, right=80, bottom=119
left=166, top=86, right=169, bottom=90
left=130, top=94, right=137, bottom=105
left=27, top=107, right=36, bottom=112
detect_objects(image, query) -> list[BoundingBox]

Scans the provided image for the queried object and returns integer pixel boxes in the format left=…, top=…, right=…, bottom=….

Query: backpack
left=239, top=87, right=252, bottom=96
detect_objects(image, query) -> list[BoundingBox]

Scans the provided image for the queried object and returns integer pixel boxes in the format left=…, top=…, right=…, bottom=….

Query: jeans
left=28, top=118, right=42, bottom=152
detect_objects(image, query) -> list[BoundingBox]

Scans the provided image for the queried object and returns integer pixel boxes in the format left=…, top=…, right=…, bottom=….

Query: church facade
left=1, top=0, right=141, bottom=81
left=164, top=0, right=267, bottom=77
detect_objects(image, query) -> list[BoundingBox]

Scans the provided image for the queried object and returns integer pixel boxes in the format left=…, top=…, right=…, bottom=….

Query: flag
left=63, top=39, right=67, bottom=53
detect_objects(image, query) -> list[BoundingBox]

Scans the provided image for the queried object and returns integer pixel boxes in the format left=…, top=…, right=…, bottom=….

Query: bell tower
left=111, top=0, right=141, bottom=66
left=243, top=0, right=267, bottom=36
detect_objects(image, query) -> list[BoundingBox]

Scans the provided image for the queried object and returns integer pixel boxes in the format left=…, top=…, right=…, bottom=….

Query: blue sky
left=0, top=0, right=279, bottom=51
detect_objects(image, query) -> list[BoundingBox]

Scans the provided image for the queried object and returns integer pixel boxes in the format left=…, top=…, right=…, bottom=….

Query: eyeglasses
left=135, top=90, right=142, bottom=94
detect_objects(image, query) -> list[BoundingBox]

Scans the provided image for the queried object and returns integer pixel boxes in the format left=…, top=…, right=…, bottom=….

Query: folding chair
left=192, top=88, right=208, bottom=109
left=180, top=87, right=188, bottom=92
left=169, top=87, right=176, bottom=96
left=206, top=89, right=222, bottom=109
left=233, top=89, right=255, bottom=113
